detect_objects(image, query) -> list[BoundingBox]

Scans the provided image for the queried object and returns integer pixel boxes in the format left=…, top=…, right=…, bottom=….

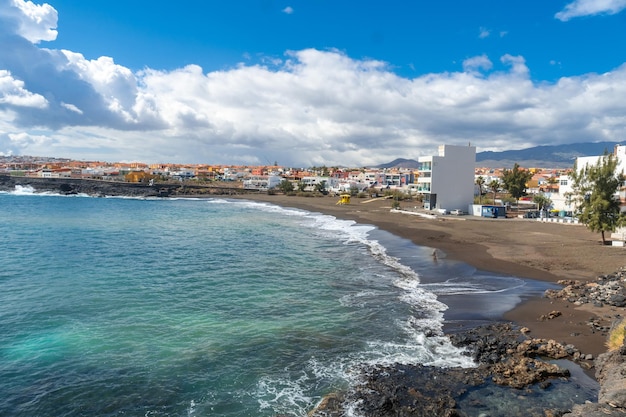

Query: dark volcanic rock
left=312, top=323, right=584, bottom=417
left=0, top=175, right=248, bottom=198
left=546, top=268, right=626, bottom=309
left=346, top=363, right=485, bottom=417
left=562, top=343, right=626, bottom=416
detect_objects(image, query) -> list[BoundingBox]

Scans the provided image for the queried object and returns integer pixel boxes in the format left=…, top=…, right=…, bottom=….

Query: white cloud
left=8, top=131, right=50, bottom=146
left=478, top=26, right=490, bottom=39
left=5, top=43, right=626, bottom=166
left=500, top=54, right=529, bottom=77
left=556, top=0, right=626, bottom=21
left=7, top=0, right=58, bottom=43
left=0, top=70, right=48, bottom=108
left=462, top=55, right=493, bottom=74
left=2, top=2, right=626, bottom=166
left=60, top=50, right=139, bottom=122
left=61, top=102, right=83, bottom=114
left=282, top=6, right=294, bottom=14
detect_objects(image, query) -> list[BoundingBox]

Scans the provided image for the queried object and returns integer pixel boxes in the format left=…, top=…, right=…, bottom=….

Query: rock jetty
left=0, top=175, right=248, bottom=197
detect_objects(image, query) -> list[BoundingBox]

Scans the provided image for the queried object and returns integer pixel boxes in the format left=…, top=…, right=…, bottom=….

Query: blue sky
left=46, top=1, right=626, bottom=80
left=1, top=0, right=626, bottom=166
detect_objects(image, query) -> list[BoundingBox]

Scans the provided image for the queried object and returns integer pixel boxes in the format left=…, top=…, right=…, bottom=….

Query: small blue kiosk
left=481, top=205, right=506, bottom=218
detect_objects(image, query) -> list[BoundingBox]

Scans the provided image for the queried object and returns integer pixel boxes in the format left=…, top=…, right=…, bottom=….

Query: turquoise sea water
left=0, top=188, right=597, bottom=416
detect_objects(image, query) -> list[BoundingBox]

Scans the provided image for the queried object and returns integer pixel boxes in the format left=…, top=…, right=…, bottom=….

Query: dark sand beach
left=229, top=193, right=626, bottom=358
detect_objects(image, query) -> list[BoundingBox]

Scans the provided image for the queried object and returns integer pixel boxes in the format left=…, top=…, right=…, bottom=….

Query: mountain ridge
left=375, top=141, right=626, bottom=169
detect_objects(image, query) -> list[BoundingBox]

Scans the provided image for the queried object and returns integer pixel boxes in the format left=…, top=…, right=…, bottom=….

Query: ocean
left=0, top=187, right=597, bottom=416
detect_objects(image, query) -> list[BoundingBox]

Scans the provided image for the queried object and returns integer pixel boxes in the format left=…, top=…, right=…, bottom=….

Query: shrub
left=606, top=318, right=626, bottom=350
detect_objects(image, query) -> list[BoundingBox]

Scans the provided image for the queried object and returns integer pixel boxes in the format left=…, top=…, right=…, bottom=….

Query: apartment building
left=416, top=144, right=476, bottom=212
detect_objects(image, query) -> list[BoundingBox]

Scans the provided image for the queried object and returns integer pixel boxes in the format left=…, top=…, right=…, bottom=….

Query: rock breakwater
left=0, top=175, right=249, bottom=197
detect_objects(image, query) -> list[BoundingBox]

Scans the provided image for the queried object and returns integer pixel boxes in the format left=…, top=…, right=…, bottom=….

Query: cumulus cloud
left=0, top=69, right=48, bottom=107
left=556, top=0, right=626, bottom=21
left=478, top=26, right=490, bottom=39
left=4, top=0, right=58, bottom=43
left=282, top=6, right=294, bottom=14
left=1, top=0, right=626, bottom=167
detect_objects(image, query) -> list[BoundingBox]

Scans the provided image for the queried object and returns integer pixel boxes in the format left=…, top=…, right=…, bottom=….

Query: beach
left=2, top=184, right=621, bottom=415
left=229, top=193, right=626, bottom=358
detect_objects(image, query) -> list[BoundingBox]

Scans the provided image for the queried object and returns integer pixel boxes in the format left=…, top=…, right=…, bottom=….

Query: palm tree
left=488, top=179, right=500, bottom=204
left=475, top=176, right=485, bottom=204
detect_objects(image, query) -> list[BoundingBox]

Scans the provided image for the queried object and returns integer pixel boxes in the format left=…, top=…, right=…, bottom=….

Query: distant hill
left=376, top=158, right=420, bottom=169
left=476, top=141, right=626, bottom=168
left=376, top=142, right=626, bottom=169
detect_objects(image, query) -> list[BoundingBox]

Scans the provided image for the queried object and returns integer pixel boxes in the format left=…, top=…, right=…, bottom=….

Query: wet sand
left=228, top=193, right=626, bottom=358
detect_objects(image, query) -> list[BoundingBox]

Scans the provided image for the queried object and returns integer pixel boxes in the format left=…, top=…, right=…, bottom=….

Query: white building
left=300, top=176, right=338, bottom=192
left=416, top=144, right=476, bottom=212
left=242, top=174, right=282, bottom=191
left=552, top=145, right=626, bottom=213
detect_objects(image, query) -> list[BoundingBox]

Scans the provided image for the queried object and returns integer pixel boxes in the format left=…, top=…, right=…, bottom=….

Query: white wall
left=422, top=145, right=476, bottom=211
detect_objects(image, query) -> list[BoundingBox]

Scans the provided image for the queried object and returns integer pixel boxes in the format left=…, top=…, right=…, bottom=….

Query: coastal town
left=0, top=144, right=576, bottom=215
left=5, top=142, right=626, bottom=225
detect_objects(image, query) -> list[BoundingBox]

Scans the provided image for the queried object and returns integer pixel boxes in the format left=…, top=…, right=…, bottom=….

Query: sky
left=1, top=0, right=626, bottom=167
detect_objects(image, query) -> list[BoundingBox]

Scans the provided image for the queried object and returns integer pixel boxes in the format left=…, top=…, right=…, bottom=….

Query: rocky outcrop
left=545, top=267, right=626, bottom=309
left=541, top=266, right=626, bottom=416
left=310, top=265, right=626, bottom=417
left=311, top=323, right=593, bottom=417
left=544, top=267, right=626, bottom=417
left=562, top=344, right=626, bottom=416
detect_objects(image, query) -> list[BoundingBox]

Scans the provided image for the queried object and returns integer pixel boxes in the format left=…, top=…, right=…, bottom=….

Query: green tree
left=532, top=193, right=552, bottom=212
left=571, top=152, right=625, bottom=244
left=501, top=163, right=533, bottom=205
left=277, top=179, right=294, bottom=193
left=475, top=176, right=485, bottom=204
left=488, top=179, right=500, bottom=204
left=315, top=180, right=328, bottom=194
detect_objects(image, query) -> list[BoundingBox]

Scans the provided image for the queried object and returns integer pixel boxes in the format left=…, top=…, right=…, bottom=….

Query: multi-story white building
left=416, top=144, right=476, bottom=212
left=550, top=175, right=575, bottom=212
left=552, top=145, right=626, bottom=212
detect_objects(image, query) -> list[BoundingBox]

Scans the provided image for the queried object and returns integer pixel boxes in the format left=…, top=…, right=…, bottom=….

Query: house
left=416, top=144, right=476, bottom=212
left=125, top=171, right=154, bottom=183
left=242, top=174, right=282, bottom=191
left=299, top=176, right=338, bottom=192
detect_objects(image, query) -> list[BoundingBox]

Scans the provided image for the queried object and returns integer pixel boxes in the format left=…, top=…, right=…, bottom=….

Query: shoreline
left=226, top=193, right=626, bottom=359
left=5, top=181, right=626, bottom=414
left=3, top=176, right=623, bottom=359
